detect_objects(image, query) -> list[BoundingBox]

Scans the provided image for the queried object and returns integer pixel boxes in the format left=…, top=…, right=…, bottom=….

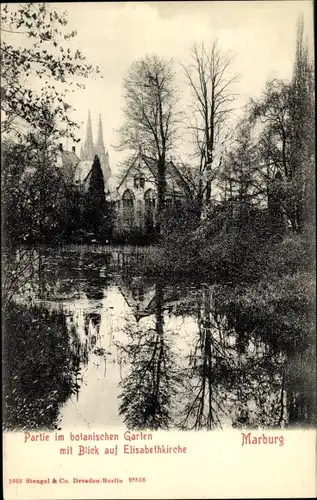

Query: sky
left=6, top=1, right=315, bottom=176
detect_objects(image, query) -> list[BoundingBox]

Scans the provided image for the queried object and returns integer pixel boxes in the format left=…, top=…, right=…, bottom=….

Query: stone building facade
left=112, top=153, right=191, bottom=235
left=56, top=113, right=192, bottom=237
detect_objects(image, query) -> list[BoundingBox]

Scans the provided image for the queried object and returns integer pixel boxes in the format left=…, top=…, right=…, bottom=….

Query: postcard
left=2, top=1, right=316, bottom=499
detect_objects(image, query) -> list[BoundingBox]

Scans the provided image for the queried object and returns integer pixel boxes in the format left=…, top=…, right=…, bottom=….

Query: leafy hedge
left=3, top=303, right=80, bottom=430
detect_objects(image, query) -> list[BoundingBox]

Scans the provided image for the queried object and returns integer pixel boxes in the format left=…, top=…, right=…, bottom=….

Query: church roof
left=73, top=159, right=92, bottom=186
left=58, top=150, right=81, bottom=184
left=144, top=156, right=192, bottom=197
left=61, top=150, right=80, bottom=167
left=119, top=279, right=197, bottom=322
left=116, top=153, right=192, bottom=198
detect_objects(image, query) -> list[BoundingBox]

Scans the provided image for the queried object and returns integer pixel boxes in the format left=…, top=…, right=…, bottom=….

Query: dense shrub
left=142, top=204, right=314, bottom=284
left=3, top=303, right=80, bottom=430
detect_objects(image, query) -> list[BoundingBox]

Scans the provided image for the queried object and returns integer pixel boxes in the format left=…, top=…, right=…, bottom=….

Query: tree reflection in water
left=177, top=286, right=232, bottom=430
left=176, top=286, right=290, bottom=430
left=6, top=249, right=315, bottom=430
left=114, top=277, right=315, bottom=431
left=116, top=282, right=178, bottom=430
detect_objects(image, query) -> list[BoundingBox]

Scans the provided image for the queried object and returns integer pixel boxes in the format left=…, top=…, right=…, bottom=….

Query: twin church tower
left=80, top=111, right=111, bottom=184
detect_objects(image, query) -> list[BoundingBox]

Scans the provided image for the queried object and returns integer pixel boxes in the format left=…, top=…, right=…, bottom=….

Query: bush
left=3, top=302, right=80, bottom=430
left=142, top=205, right=313, bottom=284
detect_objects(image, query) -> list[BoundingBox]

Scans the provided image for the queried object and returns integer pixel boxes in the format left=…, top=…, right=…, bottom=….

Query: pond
left=3, top=245, right=316, bottom=431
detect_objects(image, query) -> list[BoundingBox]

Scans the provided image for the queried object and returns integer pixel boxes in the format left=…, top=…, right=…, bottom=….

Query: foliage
left=84, top=155, right=106, bottom=235
left=2, top=110, right=76, bottom=247
left=247, top=18, right=315, bottom=232
left=218, top=117, right=266, bottom=208
left=3, top=302, right=80, bottom=430
left=1, top=3, right=104, bottom=250
left=142, top=200, right=313, bottom=285
left=2, top=134, right=65, bottom=246
left=1, top=2, right=99, bottom=138
left=2, top=139, right=115, bottom=247
left=138, top=18, right=313, bottom=285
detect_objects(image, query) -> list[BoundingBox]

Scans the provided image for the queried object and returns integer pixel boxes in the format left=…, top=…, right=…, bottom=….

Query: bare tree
left=182, top=42, right=238, bottom=210
left=117, top=54, right=179, bottom=233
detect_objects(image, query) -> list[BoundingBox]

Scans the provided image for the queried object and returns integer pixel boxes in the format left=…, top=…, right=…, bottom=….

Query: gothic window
left=144, top=189, right=156, bottom=206
left=175, top=198, right=182, bottom=210
left=137, top=199, right=143, bottom=218
left=134, top=176, right=139, bottom=188
left=166, top=198, right=173, bottom=209
left=144, top=189, right=156, bottom=230
left=122, top=189, right=135, bottom=225
left=140, top=176, right=145, bottom=188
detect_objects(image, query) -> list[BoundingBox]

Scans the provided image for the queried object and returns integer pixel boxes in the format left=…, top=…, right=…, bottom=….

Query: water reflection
left=116, top=282, right=178, bottom=430
left=4, top=247, right=316, bottom=431
left=178, top=286, right=235, bottom=430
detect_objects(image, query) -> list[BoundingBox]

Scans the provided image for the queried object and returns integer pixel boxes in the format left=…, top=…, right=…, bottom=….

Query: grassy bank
left=140, top=223, right=315, bottom=282
left=214, top=273, right=316, bottom=426
left=139, top=218, right=316, bottom=427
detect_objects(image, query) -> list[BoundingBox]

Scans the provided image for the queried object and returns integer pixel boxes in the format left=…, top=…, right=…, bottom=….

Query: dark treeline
left=2, top=139, right=115, bottom=246
left=1, top=3, right=114, bottom=248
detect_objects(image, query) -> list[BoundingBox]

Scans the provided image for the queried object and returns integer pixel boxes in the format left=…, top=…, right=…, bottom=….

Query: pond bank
left=3, top=245, right=316, bottom=431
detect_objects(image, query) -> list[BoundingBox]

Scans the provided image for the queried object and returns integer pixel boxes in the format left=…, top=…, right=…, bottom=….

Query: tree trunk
left=156, top=156, right=166, bottom=235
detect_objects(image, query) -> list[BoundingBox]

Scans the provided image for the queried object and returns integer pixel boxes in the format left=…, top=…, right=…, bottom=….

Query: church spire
left=95, top=114, right=111, bottom=183
left=81, top=110, right=95, bottom=160
left=96, top=114, right=105, bottom=152
left=86, top=110, right=93, bottom=145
